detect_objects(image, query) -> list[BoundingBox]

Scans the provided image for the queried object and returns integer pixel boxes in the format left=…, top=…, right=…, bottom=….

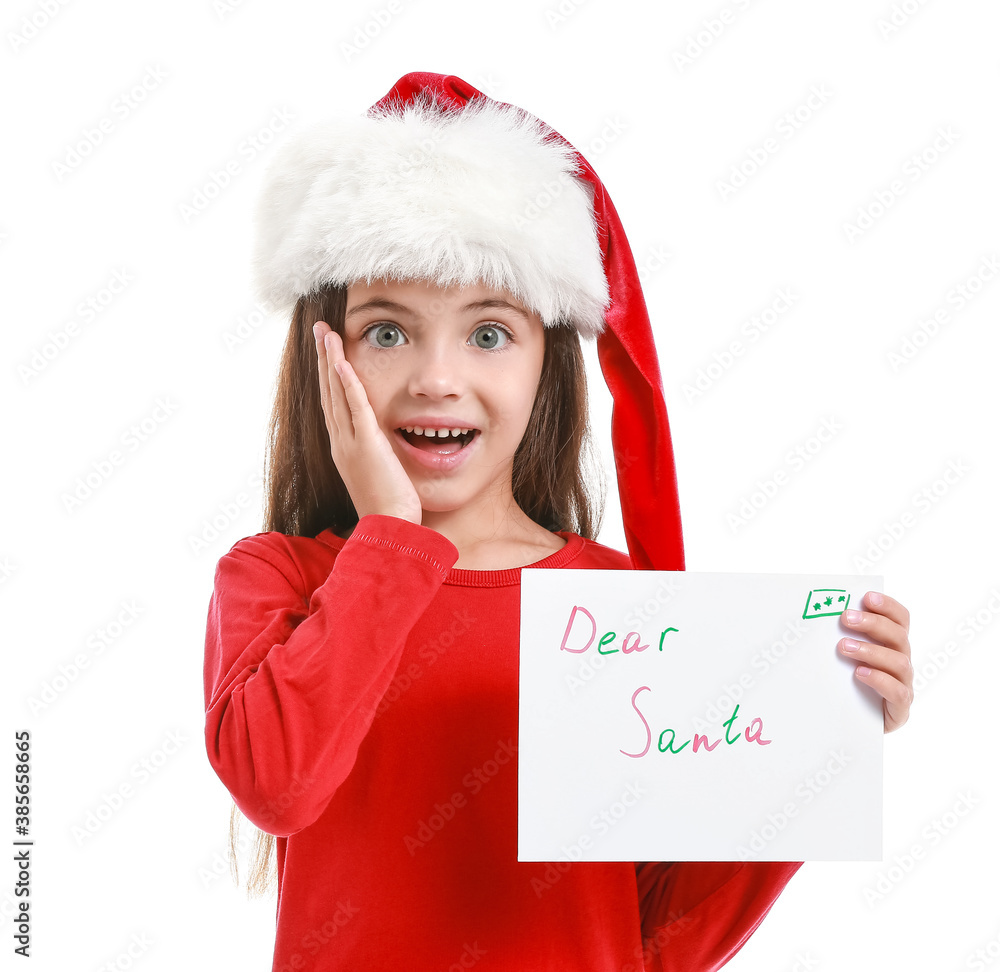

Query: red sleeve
left=634, top=861, right=803, bottom=972
left=203, top=514, right=458, bottom=837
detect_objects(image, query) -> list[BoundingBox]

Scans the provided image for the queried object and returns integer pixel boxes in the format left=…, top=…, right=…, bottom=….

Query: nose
left=406, top=339, right=466, bottom=400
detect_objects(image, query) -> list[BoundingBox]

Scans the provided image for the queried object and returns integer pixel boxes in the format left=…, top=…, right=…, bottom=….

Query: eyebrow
left=462, top=298, right=532, bottom=321
left=345, top=296, right=532, bottom=321
left=345, top=298, right=411, bottom=320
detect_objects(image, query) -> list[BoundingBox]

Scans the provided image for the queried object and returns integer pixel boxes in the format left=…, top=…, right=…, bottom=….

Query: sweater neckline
left=443, top=531, right=584, bottom=587
left=317, top=528, right=586, bottom=588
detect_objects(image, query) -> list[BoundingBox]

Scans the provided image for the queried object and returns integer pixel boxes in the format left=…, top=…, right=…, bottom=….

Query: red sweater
left=204, top=514, right=801, bottom=971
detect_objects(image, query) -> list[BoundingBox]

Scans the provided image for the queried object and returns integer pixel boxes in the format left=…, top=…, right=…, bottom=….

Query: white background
left=2, top=0, right=998, bottom=969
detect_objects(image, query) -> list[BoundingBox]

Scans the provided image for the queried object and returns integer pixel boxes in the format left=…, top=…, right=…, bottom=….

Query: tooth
left=413, top=426, right=423, bottom=435
left=450, top=429, right=460, bottom=437
left=404, top=426, right=413, bottom=433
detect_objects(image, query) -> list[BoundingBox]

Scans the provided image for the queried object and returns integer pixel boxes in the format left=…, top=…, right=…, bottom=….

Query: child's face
left=342, top=277, right=547, bottom=516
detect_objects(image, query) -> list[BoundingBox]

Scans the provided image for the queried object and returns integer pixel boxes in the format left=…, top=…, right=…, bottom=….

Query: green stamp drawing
left=802, top=589, right=850, bottom=619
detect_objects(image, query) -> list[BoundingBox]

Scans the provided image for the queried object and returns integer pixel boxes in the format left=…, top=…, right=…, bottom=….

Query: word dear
left=559, top=605, right=679, bottom=655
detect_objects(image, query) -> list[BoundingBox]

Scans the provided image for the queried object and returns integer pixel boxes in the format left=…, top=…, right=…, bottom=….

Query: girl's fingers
left=862, top=591, right=910, bottom=632
left=310, top=321, right=421, bottom=523
left=312, top=324, right=334, bottom=430
left=840, top=604, right=910, bottom=658
left=334, top=356, right=381, bottom=438
left=838, top=638, right=912, bottom=684
left=839, top=591, right=914, bottom=734
left=313, top=324, right=390, bottom=447
left=853, top=665, right=913, bottom=732
left=314, top=324, right=351, bottom=440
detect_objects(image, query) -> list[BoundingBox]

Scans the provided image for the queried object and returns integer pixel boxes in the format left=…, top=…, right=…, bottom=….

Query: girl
left=204, top=72, right=913, bottom=971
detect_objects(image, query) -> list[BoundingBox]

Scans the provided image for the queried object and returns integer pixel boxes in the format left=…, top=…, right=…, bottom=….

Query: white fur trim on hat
left=250, top=95, right=609, bottom=335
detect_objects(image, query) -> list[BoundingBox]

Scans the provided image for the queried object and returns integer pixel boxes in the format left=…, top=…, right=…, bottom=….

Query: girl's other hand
left=838, top=592, right=912, bottom=733
left=313, top=321, right=423, bottom=525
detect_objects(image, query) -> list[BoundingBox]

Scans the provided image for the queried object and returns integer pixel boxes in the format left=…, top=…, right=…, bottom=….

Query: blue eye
left=471, top=325, right=510, bottom=350
left=364, top=323, right=406, bottom=348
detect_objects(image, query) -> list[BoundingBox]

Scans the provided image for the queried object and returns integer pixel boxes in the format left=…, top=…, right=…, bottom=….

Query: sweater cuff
left=345, top=514, right=460, bottom=575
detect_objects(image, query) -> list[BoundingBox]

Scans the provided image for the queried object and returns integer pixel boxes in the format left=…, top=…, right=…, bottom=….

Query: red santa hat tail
left=253, top=71, right=684, bottom=571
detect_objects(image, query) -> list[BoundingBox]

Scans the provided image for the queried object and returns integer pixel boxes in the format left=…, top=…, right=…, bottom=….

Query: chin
left=412, top=476, right=489, bottom=513
left=414, top=491, right=467, bottom=514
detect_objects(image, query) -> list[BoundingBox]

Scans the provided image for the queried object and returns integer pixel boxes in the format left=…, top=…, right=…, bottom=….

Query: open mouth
left=396, top=426, right=479, bottom=456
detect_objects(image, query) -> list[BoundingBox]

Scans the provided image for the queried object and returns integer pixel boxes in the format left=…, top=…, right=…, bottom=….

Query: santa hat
left=251, top=72, right=684, bottom=571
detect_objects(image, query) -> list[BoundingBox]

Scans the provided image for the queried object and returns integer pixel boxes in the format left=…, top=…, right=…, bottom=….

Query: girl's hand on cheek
left=838, top=592, right=913, bottom=733
left=313, top=322, right=423, bottom=525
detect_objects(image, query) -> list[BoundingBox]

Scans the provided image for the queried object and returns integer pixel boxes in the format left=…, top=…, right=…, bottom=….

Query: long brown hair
left=228, top=281, right=605, bottom=895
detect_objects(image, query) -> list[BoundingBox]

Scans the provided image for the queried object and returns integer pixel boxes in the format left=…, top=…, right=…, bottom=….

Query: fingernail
left=842, top=639, right=861, bottom=652
left=843, top=609, right=862, bottom=624
left=868, top=592, right=883, bottom=607
left=856, top=665, right=872, bottom=677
